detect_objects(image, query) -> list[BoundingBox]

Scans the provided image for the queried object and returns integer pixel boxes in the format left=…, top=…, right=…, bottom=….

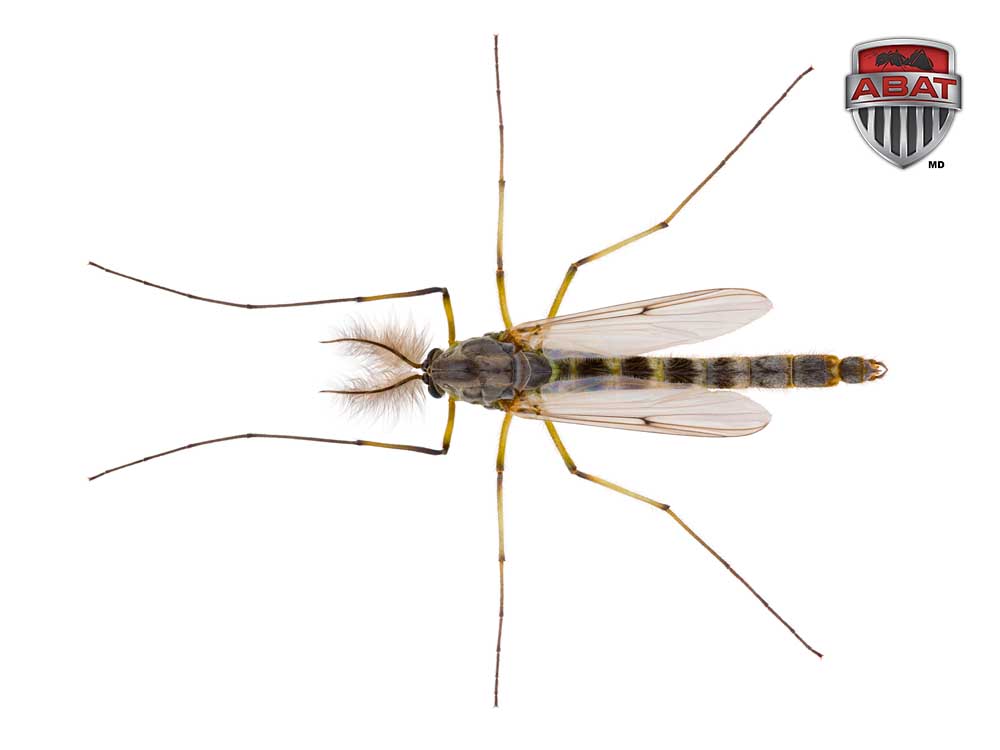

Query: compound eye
left=422, top=348, right=443, bottom=369
left=426, top=380, right=444, bottom=399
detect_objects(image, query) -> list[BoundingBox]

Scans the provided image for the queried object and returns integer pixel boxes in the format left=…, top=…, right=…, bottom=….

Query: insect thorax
left=425, top=337, right=551, bottom=406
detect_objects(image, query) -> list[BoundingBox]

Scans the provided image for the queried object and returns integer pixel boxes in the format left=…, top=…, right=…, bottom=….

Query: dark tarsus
left=875, top=48, right=934, bottom=72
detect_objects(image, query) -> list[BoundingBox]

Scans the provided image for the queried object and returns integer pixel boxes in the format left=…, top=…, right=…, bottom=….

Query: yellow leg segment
left=440, top=288, right=457, bottom=346
left=543, top=421, right=822, bottom=658
left=493, top=411, right=512, bottom=706
left=546, top=66, right=813, bottom=318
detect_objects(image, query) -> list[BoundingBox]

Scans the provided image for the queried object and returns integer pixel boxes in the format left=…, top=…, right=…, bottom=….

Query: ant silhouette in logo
left=875, top=48, right=934, bottom=71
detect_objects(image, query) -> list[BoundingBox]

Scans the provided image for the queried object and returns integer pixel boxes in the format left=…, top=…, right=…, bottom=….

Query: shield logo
left=845, top=38, right=961, bottom=168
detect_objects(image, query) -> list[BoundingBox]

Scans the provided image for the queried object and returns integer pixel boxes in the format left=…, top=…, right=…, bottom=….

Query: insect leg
left=493, top=35, right=512, bottom=330
left=88, top=261, right=457, bottom=345
left=545, top=66, right=813, bottom=319
left=88, top=399, right=456, bottom=480
left=542, top=421, right=822, bottom=658
left=494, top=411, right=512, bottom=706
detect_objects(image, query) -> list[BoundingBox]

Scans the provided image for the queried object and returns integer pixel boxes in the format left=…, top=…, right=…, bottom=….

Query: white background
left=2, top=1, right=998, bottom=748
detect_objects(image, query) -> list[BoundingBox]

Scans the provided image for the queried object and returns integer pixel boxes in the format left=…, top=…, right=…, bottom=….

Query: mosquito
left=89, top=36, right=886, bottom=706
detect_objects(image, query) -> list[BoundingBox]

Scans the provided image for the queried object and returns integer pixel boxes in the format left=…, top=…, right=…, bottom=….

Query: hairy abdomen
left=548, top=355, right=882, bottom=388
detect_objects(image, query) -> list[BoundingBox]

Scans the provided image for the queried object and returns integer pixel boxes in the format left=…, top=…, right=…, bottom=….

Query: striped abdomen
left=547, top=355, right=885, bottom=388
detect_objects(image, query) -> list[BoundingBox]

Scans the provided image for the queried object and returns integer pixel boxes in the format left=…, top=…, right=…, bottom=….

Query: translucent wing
left=510, top=288, right=771, bottom=356
left=513, top=378, right=770, bottom=437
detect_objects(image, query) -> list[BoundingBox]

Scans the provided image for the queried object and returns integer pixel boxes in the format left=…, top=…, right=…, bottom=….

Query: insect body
left=425, top=291, right=885, bottom=427
left=90, top=37, right=885, bottom=706
left=876, top=48, right=934, bottom=70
